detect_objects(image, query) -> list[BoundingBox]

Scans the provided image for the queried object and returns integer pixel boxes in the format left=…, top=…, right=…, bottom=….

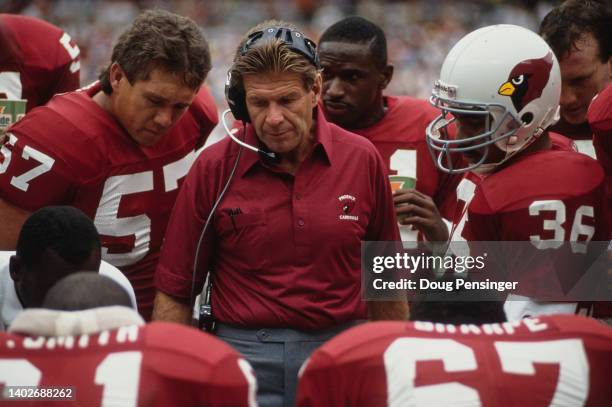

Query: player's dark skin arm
left=393, top=189, right=449, bottom=242
left=0, top=199, right=31, bottom=249
left=152, top=290, right=192, bottom=325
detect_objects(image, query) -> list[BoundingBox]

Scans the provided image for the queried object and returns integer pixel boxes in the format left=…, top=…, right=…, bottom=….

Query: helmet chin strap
left=480, top=120, right=540, bottom=174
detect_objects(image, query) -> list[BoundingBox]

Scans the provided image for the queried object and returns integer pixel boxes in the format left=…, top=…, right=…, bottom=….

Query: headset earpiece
left=225, top=71, right=250, bottom=123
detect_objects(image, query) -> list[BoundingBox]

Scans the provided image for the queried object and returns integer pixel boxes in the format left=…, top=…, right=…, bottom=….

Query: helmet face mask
left=427, top=94, right=523, bottom=173
left=426, top=24, right=561, bottom=174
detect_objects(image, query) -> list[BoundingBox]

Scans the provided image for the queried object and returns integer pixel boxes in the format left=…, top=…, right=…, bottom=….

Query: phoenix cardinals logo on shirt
left=338, top=194, right=358, bottom=221
left=497, top=52, right=553, bottom=112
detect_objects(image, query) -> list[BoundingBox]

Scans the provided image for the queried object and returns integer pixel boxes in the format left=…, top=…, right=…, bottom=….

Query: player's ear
left=109, top=62, right=127, bottom=92
left=9, top=254, right=22, bottom=282
left=311, top=73, right=322, bottom=105
left=380, top=64, right=394, bottom=90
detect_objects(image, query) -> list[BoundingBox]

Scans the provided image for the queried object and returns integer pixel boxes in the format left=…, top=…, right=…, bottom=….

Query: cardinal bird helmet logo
left=498, top=52, right=553, bottom=112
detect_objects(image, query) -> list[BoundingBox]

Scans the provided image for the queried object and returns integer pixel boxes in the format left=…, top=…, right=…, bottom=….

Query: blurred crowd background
left=1, top=0, right=560, bottom=112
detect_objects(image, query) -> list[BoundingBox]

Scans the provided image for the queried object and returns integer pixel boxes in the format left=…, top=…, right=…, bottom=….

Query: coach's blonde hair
left=230, top=20, right=318, bottom=91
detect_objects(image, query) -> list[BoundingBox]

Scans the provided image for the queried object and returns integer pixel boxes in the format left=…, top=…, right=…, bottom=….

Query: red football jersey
left=449, top=149, right=606, bottom=301
left=444, top=133, right=576, bottom=238
left=348, top=96, right=461, bottom=241
left=0, top=320, right=256, bottom=406
left=549, top=117, right=596, bottom=158
left=0, top=14, right=80, bottom=111
left=0, top=83, right=218, bottom=319
left=588, top=84, right=612, bottom=236
left=549, top=132, right=577, bottom=152
left=587, top=84, right=612, bottom=317
left=352, top=96, right=461, bottom=211
left=588, top=84, right=612, bottom=178
left=297, top=315, right=612, bottom=407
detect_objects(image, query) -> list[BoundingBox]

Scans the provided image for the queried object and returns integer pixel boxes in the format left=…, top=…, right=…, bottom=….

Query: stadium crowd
left=4, top=0, right=557, bottom=103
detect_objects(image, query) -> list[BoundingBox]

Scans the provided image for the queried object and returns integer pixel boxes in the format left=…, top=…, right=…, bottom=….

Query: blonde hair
left=230, top=20, right=318, bottom=91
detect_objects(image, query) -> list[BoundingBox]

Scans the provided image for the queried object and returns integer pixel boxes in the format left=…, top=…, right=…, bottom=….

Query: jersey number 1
left=0, top=352, right=142, bottom=407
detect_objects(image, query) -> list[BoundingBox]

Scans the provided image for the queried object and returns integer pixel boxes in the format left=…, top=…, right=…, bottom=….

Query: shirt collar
left=237, top=105, right=334, bottom=177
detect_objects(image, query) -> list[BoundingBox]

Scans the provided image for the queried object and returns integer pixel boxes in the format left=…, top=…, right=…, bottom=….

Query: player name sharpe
left=372, top=277, right=519, bottom=292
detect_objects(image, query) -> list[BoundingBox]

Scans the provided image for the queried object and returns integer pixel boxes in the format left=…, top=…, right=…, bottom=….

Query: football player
left=318, top=16, right=460, bottom=243
left=425, top=25, right=608, bottom=320
left=588, top=83, right=612, bottom=218
left=1, top=273, right=258, bottom=406
left=539, top=0, right=611, bottom=157
left=0, top=10, right=218, bottom=320
left=587, top=84, right=612, bottom=319
left=0, top=206, right=136, bottom=330
left=0, top=14, right=80, bottom=112
left=589, top=84, right=612, bottom=174
left=297, top=314, right=612, bottom=406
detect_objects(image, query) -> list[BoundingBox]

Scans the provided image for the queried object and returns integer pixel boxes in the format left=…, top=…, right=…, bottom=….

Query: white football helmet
left=426, top=24, right=561, bottom=174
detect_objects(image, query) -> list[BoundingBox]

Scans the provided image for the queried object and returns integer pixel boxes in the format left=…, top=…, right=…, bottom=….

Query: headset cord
left=190, top=123, right=246, bottom=308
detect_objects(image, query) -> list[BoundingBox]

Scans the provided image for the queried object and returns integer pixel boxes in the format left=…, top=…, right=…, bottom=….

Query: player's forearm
left=367, top=300, right=409, bottom=321
left=0, top=199, right=30, bottom=249
left=152, top=290, right=192, bottom=325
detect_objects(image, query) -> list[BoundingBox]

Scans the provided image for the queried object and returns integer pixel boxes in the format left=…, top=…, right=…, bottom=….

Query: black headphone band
left=239, top=27, right=320, bottom=68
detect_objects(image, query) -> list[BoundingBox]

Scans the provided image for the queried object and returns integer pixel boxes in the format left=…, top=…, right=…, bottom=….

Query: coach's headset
left=221, top=26, right=320, bottom=161
left=194, top=27, right=320, bottom=331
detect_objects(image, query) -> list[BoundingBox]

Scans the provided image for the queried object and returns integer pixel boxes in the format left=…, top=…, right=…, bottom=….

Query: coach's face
left=243, top=71, right=320, bottom=155
left=110, top=63, right=197, bottom=146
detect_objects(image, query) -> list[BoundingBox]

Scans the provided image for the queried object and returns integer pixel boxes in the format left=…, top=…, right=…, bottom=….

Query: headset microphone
left=221, top=109, right=280, bottom=163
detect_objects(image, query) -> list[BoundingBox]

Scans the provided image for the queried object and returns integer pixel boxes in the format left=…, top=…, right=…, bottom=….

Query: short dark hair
left=409, top=300, right=507, bottom=325
left=98, top=9, right=211, bottom=94
left=319, top=16, right=388, bottom=68
left=408, top=275, right=506, bottom=324
left=43, top=273, right=132, bottom=311
left=16, top=206, right=100, bottom=268
left=539, top=0, right=612, bottom=62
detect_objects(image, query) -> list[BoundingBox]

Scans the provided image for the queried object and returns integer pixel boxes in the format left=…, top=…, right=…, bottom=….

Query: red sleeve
left=154, top=156, right=215, bottom=301
left=0, top=120, right=81, bottom=211
left=588, top=84, right=612, bottom=133
left=52, top=59, right=80, bottom=97
left=4, top=15, right=81, bottom=109
left=51, top=30, right=80, bottom=98
left=550, top=132, right=578, bottom=152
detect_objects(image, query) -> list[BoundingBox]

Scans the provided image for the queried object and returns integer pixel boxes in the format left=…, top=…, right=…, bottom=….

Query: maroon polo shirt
left=155, top=108, right=400, bottom=330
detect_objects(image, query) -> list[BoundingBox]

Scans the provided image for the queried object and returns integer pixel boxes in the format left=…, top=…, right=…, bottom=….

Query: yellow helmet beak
left=498, top=81, right=515, bottom=96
